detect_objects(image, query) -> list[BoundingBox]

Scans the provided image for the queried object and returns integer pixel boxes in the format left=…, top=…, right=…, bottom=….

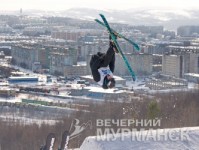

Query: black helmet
left=102, top=76, right=116, bottom=89
left=108, top=78, right=116, bottom=88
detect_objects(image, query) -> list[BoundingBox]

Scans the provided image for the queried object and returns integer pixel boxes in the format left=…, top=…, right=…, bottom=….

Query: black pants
left=90, top=46, right=115, bottom=82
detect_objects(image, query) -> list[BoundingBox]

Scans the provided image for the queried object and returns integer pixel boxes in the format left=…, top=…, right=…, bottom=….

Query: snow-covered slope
left=80, top=127, right=199, bottom=150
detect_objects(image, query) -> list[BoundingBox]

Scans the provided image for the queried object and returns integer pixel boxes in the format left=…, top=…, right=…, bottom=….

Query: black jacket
left=90, top=47, right=115, bottom=82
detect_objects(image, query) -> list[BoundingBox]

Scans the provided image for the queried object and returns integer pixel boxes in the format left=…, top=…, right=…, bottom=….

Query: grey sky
left=0, top=0, right=198, bottom=11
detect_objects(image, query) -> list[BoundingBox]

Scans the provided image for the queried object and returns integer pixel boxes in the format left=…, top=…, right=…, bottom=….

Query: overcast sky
left=0, top=0, right=199, bottom=11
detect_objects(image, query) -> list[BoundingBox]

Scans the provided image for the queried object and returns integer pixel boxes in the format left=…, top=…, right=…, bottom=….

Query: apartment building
left=49, top=47, right=78, bottom=75
left=177, top=26, right=199, bottom=37
left=11, top=44, right=40, bottom=69
left=115, top=53, right=153, bottom=76
left=162, top=53, right=199, bottom=78
left=87, top=53, right=153, bottom=77
left=162, top=55, right=183, bottom=78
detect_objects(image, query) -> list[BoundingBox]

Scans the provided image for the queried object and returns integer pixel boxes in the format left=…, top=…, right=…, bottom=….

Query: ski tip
left=134, top=45, right=140, bottom=51
left=99, top=14, right=104, bottom=17
left=128, top=40, right=140, bottom=51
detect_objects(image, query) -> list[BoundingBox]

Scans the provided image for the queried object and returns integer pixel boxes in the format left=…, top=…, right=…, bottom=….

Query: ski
left=58, top=130, right=70, bottom=150
left=95, top=19, right=140, bottom=51
left=99, top=14, right=136, bottom=81
left=40, top=133, right=56, bottom=150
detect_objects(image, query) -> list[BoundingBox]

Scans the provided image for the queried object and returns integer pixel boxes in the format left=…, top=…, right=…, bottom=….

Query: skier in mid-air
left=90, top=36, right=118, bottom=89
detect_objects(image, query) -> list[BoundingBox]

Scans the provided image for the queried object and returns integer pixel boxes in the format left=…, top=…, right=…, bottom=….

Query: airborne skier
left=90, top=14, right=140, bottom=89
left=90, top=36, right=118, bottom=89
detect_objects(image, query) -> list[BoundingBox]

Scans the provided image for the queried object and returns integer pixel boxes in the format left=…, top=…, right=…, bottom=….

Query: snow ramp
left=80, top=127, right=199, bottom=150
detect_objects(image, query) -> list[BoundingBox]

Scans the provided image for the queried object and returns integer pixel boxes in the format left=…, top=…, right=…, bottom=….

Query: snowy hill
left=80, top=127, right=199, bottom=150
left=2, top=8, right=199, bottom=30
left=65, top=8, right=199, bottom=30
left=60, top=8, right=199, bottom=30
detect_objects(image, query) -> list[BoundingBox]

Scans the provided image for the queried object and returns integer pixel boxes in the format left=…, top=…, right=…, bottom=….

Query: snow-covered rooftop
left=81, top=75, right=125, bottom=81
left=184, top=73, right=199, bottom=78
left=84, top=86, right=124, bottom=94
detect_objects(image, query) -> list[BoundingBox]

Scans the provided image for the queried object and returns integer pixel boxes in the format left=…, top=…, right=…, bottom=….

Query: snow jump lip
left=80, top=126, right=199, bottom=150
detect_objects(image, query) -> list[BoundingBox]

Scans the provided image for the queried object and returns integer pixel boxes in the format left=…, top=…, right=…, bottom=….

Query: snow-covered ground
left=126, top=78, right=198, bottom=93
left=80, top=127, right=199, bottom=150
left=126, top=79, right=149, bottom=91
left=0, top=114, right=59, bottom=126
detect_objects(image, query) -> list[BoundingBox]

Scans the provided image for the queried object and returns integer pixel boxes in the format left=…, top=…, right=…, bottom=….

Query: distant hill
left=61, top=8, right=199, bottom=30
left=1, top=8, right=199, bottom=30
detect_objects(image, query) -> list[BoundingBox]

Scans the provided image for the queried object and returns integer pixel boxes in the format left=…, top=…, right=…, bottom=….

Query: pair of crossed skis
left=95, top=14, right=140, bottom=81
